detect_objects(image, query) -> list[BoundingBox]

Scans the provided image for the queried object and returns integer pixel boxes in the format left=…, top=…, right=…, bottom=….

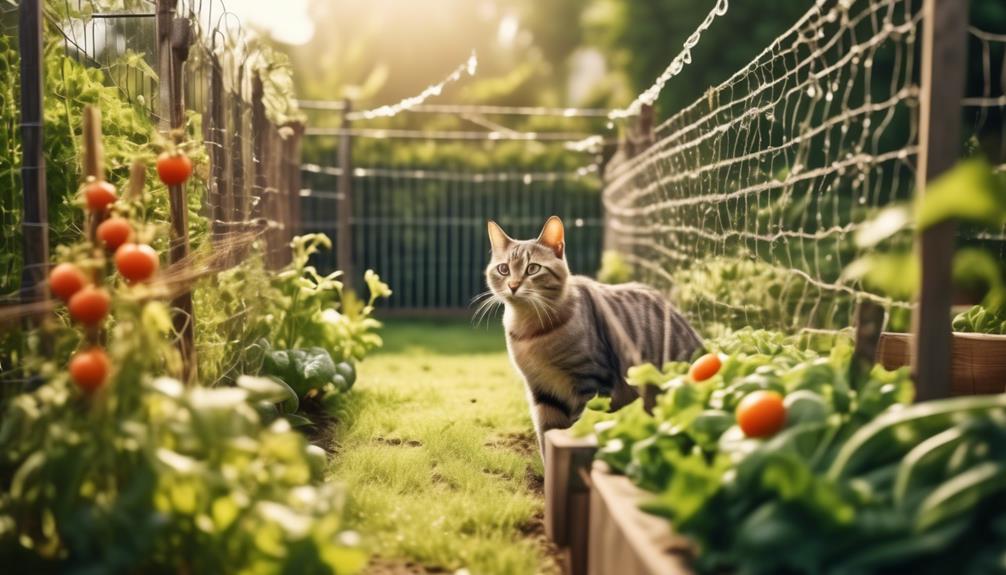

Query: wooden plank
left=544, top=430, right=598, bottom=575
left=588, top=462, right=695, bottom=575
left=157, top=0, right=196, bottom=382
left=911, top=0, right=969, bottom=401
left=18, top=0, right=49, bottom=308
left=878, top=332, right=1006, bottom=395
left=337, top=98, right=354, bottom=290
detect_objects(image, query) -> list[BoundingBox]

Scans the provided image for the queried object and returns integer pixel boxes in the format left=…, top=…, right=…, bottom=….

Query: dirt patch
left=376, top=436, right=424, bottom=448
left=486, top=430, right=539, bottom=459
left=524, top=467, right=545, bottom=495
left=364, top=558, right=450, bottom=574
left=303, top=405, right=338, bottom=452
left=518, top=510, right=565, bottom=574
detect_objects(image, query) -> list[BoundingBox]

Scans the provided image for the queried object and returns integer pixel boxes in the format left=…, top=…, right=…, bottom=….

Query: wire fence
left=602, top=0, right=1004, bottom=341
left=962, top=24, right=1006, bottom=255
left=300, top=162, right=603, bottom=312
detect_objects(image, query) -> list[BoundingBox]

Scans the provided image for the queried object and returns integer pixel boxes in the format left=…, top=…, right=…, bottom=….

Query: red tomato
left=736, top=391, right=787, bottom=438
left=68, top=286, right=110, bottom=325
left=84, top=180, right=118, bottom=212
left=115, top=243, right=159, bottom=282
left=96, top=217, right=134, bottom=251
left=689, top=353, right=722, bottom=381
left=49, top=263, right=89, bottom=301
left=69, top=347, right=109, bottom=392
left=156, top=152, right=193, bottom=186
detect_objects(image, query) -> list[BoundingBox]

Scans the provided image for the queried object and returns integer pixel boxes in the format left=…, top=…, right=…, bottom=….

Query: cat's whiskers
left=470, top=290, right=494, bottom=305
left=527, top=296, right=547, bottom=330
left=472, top=295, right=502, bottom=328
left=535, top=296, right=559, bottom=326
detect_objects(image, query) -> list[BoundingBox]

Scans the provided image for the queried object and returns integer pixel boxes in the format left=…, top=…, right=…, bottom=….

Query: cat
left=482, top=216, right=703, bottom=453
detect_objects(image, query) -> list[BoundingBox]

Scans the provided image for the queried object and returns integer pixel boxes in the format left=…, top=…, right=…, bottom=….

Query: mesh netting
left=604, top=0, right=924, bottom=336
left=963, top=25, right=1006, bottom=258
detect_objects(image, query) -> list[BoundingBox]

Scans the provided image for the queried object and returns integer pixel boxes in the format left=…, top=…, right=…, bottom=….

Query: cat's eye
left=526, top=263, right=541, bottom=275
left=497, top=263, right=510, bottom=276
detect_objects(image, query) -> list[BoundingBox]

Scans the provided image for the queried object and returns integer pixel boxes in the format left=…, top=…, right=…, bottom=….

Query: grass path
left=327, top=320, right=560, bottom=574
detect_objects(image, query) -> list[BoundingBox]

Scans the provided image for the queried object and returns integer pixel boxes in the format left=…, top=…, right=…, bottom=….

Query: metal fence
left=300, top=163, right=603, bottom=312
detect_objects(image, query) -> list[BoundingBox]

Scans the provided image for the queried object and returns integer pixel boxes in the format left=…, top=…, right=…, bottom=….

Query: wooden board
left=877, top=332, right=1006, bottom=395
left=588, top=462, right=695, bottom=575
left=544, top=429, right=598, bottom=575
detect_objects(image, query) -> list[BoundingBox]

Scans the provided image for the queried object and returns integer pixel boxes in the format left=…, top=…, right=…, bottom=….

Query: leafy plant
left=576, top=330, right=1006, bottom=573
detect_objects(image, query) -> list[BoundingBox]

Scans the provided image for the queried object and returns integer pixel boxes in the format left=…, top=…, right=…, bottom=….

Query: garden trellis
left=605, top=0, right=923, bottom=333
left=5, top=0, right=306, bottom=380
left=963, top=24, right=1006, bottom=256
left=602, top=0, right=1002, bottom=400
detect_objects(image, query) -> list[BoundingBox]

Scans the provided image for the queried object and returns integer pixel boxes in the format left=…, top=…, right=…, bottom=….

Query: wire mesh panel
left=300, top=165, right=604, bottom=311
left=963, top=25, right=1006, bottom=258
left=604, top=0, right=923, bottom=336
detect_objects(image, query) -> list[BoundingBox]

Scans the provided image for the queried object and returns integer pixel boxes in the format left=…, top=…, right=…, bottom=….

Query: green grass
left=327, top=319, right=559, bottom=574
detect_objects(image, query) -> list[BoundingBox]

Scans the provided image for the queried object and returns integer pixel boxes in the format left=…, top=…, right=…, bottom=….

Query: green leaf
left=282, top=413, right=315, bottom=428
left=917, top=158, right=1006, bottom=231
left=855, top=205, right=911, bottom=248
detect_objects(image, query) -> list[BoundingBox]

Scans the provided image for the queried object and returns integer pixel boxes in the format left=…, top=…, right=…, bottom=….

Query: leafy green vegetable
left=581, top=329, right=1006, bottom=573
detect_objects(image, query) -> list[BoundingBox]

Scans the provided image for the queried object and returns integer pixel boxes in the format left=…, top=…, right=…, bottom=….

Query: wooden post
left=82, top=107, right=105, bottom=347
left=157, top=0, right=196, bottom=382
left=231, top=66, right=246, bottom=224
left=250, top=76, right=279, bottom=266
left=285, top=121, right=305, bottom=262
left=208, top=57, right=225, bottom=242
left=912, top=0, right=968, bottom=401
left=337, top=98, right=354, bottom=290
left=18, top=0, right=48, bottom=308
left=853, top=301, right=885, bottom=388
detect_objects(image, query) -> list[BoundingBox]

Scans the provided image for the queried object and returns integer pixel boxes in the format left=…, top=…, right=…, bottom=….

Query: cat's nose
left=508, top=282, right=520, bottom=294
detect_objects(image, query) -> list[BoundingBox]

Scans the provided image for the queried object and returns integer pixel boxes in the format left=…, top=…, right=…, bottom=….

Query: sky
left=227, top=0, right=316, bottom=45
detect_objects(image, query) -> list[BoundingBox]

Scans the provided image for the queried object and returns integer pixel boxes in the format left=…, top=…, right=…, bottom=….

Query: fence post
left=911, top=0, right=968, bottom=401
left=250, top=75, right=272, bottom=263
left=18, top=0, right=48, bottom=308
left=156, top=0, right=196, bottom=383
left=338, top=98, right=354, bottom=290
left=208, top=56, right=225, bottom=242
left=232, top=66, right=246, bottom=224
left=285, top=121, right=305, bottom=262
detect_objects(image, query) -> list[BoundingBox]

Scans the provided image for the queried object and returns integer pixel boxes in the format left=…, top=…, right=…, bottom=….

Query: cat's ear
left=537, top=216, right=565, bottom=259
left=487, top=220, right=513, bottom=253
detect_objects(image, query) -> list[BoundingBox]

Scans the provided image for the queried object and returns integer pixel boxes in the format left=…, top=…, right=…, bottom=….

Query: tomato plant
left=83, top=180, right=117, bottom=212
left=689, top=352, right=722, bottom=381
left=115, top=243, right=159, bottom=282
left=735, top=390, right=786, bottom=438
left=96, top=216, right=133, bottom=251
left=156, top=151, right=193, bottom=185
left=69, top=347, right=109, bottom=392
left=48, top=263, right=88, bottom=301
left=67, top=286, right=110, bottom=325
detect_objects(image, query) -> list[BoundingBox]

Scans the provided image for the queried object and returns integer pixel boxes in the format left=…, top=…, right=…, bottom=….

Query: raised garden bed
left=876, top=332, right=1006, bottom=394
left=588, top=462, right=695, bottom=575
left=544, top=429, right=598, bottom=575
left=545, top=429, right=696, bottom=575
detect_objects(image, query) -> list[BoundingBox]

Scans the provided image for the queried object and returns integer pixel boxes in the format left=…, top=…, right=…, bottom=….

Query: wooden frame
left=588, top=462, right=695, bottom=575
left=911, top=0, right=970, bottom=401
left=544, top=430, right=598, bottom=575
left=878, top=332, right=1006, bottom=395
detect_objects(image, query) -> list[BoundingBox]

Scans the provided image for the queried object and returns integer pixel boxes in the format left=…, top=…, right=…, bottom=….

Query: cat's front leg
left=532, top=402, right=573, bottom=457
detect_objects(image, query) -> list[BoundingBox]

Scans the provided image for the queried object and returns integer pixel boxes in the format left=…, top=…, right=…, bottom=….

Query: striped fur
left=484, top=217, right=703, bottom=452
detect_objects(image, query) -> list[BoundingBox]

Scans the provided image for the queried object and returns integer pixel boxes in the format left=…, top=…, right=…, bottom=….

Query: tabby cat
left=483, top=216, right=702, bottom=453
